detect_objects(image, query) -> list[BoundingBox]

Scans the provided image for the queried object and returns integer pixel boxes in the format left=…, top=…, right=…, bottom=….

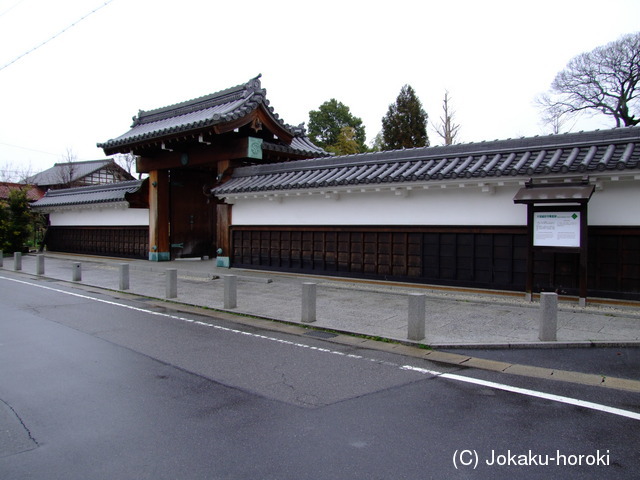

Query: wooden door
left=169, top=168, right=216, bottom=258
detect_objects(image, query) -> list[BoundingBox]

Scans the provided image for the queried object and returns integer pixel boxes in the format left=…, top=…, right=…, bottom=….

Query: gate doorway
left=169, top=168, right=216, bottom=259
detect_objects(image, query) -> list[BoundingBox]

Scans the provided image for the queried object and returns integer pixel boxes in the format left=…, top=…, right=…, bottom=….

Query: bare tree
left=539, top=32, right=640, bottom=127
left=0, top=162, right=14, bottom=182
left=114, top=152, right=138, bottom=175
left=432, top=90, right=461, bottom=145
left=536, top=99, right=575, bottom=134
left=57, top=148, right=77, bottom=188
left=0, top=161, right=34, bottom=183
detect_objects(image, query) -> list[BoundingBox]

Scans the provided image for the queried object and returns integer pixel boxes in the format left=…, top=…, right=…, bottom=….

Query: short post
left=539, top=292, right=558, bottom=341
left=72, top=262, right=81, bottom=282
left=119, top=264, right=130, bottom=290
left=301, top=282, right=317, bottom=323
left=0, top=250, right=3, bottom=268
left=166, top=268, right=177, bottom=298
left=407, top=293, right=426, bottom=341
left=13, top=252, right=22, bottom=271
left=36, top=254, right=45, bottom=275
left=224, top=275, right=237, bottom=309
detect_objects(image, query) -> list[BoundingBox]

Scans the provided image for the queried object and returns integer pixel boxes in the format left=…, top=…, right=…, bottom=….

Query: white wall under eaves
left=228, top=180, right=640, bottom=227
left=49, top=207, right=149, bottom=227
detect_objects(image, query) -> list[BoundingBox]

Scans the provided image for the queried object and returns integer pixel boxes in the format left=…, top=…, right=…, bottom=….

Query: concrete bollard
left=13, top=252, right=22, bottom=271
left=224, top=275, right=237, bottom=309
left=166, top=268, right=177, bottom=298
left=539, top=292, right=558, bottom=341
left=407, top=293, right=426, bottom=341
left=119, top=264, right=130, bottom=290
left=301, top=282, right=317, bottom=323
left=36, top=255, right=45, bottom=275
left=72, top=262, right=81, bottom=281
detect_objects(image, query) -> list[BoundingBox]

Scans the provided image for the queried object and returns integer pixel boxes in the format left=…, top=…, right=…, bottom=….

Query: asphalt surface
left=1, top=275, right=639, bottom=479
left=1, top=252, right=640, bottom=392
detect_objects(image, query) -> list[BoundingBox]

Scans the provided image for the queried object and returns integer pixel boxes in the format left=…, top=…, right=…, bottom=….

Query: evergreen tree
left=308, top=99, right=367, bottom=153
left=381, top=85, right=429, bottom=150
left=0, top=189, right=33, bottom=253
left=0, top=199, right=9, bottom=253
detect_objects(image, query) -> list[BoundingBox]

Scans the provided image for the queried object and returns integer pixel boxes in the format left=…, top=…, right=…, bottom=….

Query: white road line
left=3, top=274, right=639, bottom=422
left=400, top=365, right=640, bottom=421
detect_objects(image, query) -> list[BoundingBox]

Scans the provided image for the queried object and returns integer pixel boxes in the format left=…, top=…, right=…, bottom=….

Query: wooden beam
left=137, top=137, right=254, bottom=173
left=212, top=106, right=294, bottom=144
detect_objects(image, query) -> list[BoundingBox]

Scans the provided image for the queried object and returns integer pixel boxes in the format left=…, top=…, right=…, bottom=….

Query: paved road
left=1, top=272, right=639, bottom=479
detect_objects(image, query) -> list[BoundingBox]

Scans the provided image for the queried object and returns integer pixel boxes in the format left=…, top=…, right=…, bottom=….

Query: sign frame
left=533, top=210, right=582, bottom=248
left=526, top=204, right=589, bottom=302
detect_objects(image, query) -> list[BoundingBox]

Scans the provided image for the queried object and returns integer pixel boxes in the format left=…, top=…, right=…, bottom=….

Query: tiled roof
left=97, top=75, right=328, bottom=158
left=26, top=159, right=123, bottom=187
left=263, top=131, right=329, bottom=158
left=0, top=183, right=44, bottom=202
left=213, top=127, right=640, bottom=196
left=32, top=180, right=144, bottom=209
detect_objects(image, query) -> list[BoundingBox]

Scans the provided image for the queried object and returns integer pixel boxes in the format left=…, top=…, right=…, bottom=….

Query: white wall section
left=49, top=207, right=149, bottom=227
left=229, top=180, right=639, bottom=227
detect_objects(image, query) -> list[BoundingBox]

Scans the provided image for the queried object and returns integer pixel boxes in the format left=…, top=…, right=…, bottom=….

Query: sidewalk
left=3, top=252, right=640, bottom=349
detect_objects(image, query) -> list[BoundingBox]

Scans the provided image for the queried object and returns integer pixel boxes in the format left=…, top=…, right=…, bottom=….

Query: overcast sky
left=1, top=0, right=639, bottom=178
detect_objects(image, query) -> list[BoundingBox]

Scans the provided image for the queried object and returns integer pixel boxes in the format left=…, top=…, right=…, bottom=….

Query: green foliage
left=0, top=188, right=36, bottom=253
left=308, top=99, right=367, bottom=153
left=324, top=126, right=361, bottom=156
left=0, top=201, right=8, bottom=253
left=381, top=84, right=429, bottom=150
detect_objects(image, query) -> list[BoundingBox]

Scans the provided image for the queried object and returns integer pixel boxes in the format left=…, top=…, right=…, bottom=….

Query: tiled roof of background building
left=0, top=183, right=44, bottom=202
left=26, top=159, right=131, bottom=187
left=32, top=180, right=144, bottom=209
left=213, top=127, right=640, bottom=195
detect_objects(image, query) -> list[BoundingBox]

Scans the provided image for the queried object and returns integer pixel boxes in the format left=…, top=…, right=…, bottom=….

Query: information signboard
left=533, top=211, right=581, bottom=248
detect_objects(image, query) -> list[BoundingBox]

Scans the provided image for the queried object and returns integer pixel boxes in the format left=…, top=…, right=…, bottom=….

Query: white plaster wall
left=229, top=181, right=639, bottom=227
left=49, top=208, right=149, bottom=226
left=589, top=181, right=640, bottom=226
left=231, top=187, right=526, bottom=226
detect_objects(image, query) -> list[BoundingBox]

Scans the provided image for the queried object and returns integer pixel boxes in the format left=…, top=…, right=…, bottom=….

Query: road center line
left=3, top=274, right=639, bottom=422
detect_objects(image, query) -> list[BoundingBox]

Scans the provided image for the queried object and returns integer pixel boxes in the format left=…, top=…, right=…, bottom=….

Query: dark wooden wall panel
left=46, top=226, right=148, bottom=259
left=231, top=225, right=640, bottom=300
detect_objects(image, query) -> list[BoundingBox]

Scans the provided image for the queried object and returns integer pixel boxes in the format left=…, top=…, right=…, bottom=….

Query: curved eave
left=33, top=200, right=131, bottom=214
left=99, top=104, right=298, bottom=155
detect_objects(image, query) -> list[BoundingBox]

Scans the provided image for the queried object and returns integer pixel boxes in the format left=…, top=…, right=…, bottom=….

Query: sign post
left=514, top=179, right=594, bottom=306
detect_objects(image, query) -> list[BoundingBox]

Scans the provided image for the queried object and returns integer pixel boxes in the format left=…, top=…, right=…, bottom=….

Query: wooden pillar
left=525, top=204, right=534, bottom=301
left=216, top=203, right=232, bottom=259
left=579, top=205, right=588, bottom=305
left=149, top=169, right=170, bottom=261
